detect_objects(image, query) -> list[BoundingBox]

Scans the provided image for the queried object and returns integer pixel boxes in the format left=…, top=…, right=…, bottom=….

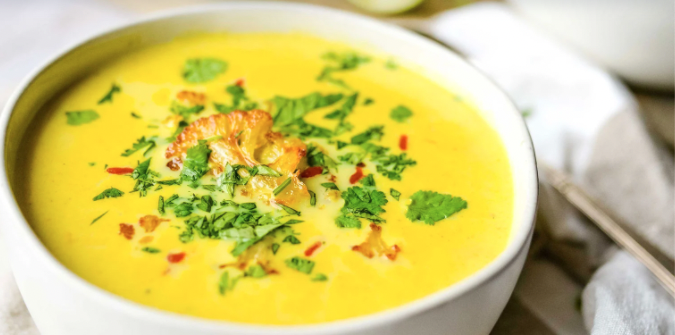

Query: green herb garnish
left=273, top=177, right=292, bottom=196
left=90, top=211, right=108, bottom=225
left=93, top=187, right=124, bottom=201
left=180, top=141, right=211, bottom=182
left=405, top=190, right=468, bottom=225
left=311, top=273, right=328, bottom=282
left=183, top=58, right=227, bottom=83
left=98, top=83, right=121, bottom=104
left=141, top=247, right=161, bottom=254
left=321, top=182, right=339, bottom=191
left=121, top=136, right=156, bottom=157
left=390, top=105, right=413, bottom=123
left=285, top=257, right=315, bottom=274
left=390, top=188, right=401, bottom=201
left=66, top=110, right=99, bottom=126
left=283, top=235, right=301, bottom=245
left=351, top=126, right=384, bottom=145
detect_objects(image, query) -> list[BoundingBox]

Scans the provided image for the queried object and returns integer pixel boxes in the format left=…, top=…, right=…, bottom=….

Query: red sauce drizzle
left=300, top=166, right=323, bottom=178
left=349, top=167, right=364, bottom=184
left=107, top=167, right=134, bottom=175
left=304, top=241, right=323, bottom=257
left=399, top=135, right=408, bottom=151
left=235, top=78, right=245, bottom=86
left=167, top=252, right=186, bottom=263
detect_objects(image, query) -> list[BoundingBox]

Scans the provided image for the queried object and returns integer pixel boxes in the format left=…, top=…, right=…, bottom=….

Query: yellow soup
left=18, top=33, right=513, bottom=325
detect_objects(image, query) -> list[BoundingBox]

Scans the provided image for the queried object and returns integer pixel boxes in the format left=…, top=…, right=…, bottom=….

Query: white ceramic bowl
left=0, top=3, right=537, bottom=335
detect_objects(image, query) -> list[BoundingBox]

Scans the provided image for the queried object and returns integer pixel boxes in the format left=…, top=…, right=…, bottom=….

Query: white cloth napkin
left=1, top=1, right=672, bottom=334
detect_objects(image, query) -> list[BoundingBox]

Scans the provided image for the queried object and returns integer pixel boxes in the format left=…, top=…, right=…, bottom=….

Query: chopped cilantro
left=335, top=215, right=361, bottom=228
left=130, top=159, right=159, bottom=197
left=284, top=219, right=303, bottom=225
left=196, top=195, right=214, bottom=212
left=283, top=235, right=301, bottom=244
left=285, top=257, right=315, bottom=274
left=240, top=203, right=256, bottom=210
left=406, top=190, right=468, bottom=225
left=317, top=52, right=370, bottom=88
left=336, top=141, right=348, bottom=149
left=244, top=264, right=267, bottom=278
left=360, top=174, right=375, bottom=187
left=88, top=162, right=96, bottom=167
left=180, top=141, right=211, bottom=182
left=66, top=110, right=99, bottom=126
left=98, top=83, right=121, bottom=104
left=173, top=202, right=194, bottom=218
left=309, top=190, right=316, bottom=206
left=390, top=188, right=401, bottom=201
left=338, top=186, right=388, bottom=225
left=183, top=58, right=227, bottom=83
left=363, top=98, right=374, bottom=105
left=253, top=165, right=282, bottom=177
left=272, top=92, right=342, bottom=127
left=375, top=153, right=416, bottom=181
left=321, top=182, right=339, bottom=191
left=158, top=196, right=165, bottom=215
left=121, top=136, right=156, bottom=157
left=311, top=273, right=328, bottom=282
left=158, top=179, right=182, bottom=186
left=202, top=184, right=217, bottom=191
left=273, top=177, right=292, bottom=196
left=214, top=84, right=258, bottom=113
left=130, top=112, right=141, bottom=119
left=90, top=211, right=108, bottom=225
left=306, top=144, right=337, bottom=172
left=271, top=243, right=280, bottom=255
left=170, top=101, right=205, bottom=120
left=216, top=163, right=252, bottom=197
left=277, top=204, right=301, bottom=216
left=218, top=271, right=240, bottom=295
left=324, top=93, right=358, bottom=135
left=351, top=126, right=384, bottom=145
left=141, top=247, right=161, bottom=254
left=166, top=120, right=188, bottom=142
left=93, top=187, right=124, bottom=201
left=390, top=105, right=413, bottom=123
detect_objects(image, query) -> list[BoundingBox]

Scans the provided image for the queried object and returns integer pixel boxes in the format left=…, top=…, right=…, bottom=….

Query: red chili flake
left=119, top=224, right=134, bottom=240
left=349, top=167, right=364, bottom=184
left=399, top=135, right=408, bottom=151
left=167, top=252, right=186, bottom=263
left=107, top=167, right=134, bottom=175
left=235, top=78, right=245, bottom=86
left=304, top=241, right=323, bottom=257
left=300, top=166, right=323, bottom=178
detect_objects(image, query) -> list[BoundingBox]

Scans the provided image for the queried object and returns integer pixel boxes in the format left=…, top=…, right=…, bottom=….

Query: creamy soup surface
left=18, top=33, right=513, bottom=324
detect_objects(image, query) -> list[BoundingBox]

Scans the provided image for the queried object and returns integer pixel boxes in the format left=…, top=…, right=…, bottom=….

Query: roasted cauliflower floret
left=166, top=110, right=308, bottom=205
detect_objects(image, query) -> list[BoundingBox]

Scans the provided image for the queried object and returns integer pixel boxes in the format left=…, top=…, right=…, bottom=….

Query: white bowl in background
left=0, top=3, right=538, bottom=335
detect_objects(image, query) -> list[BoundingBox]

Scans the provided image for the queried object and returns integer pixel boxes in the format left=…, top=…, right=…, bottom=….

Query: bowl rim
left=0, top=2, right=538, bottom=334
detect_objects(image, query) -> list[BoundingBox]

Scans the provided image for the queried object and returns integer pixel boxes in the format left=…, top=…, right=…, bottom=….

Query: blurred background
left=0, top=1, right=673, bottom=334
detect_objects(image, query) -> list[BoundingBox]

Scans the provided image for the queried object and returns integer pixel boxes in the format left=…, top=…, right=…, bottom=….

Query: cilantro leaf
left=360, top=174, right=375, bottom=187
left=375, top=153, right=416, bottom=181
left=180, top=141, right=211, bottom=182
left=390, top=188, right=401, bottom=201
left=309, top=190, right=316, bottom=206
left=306, top=144, right=337, bottom=171
left=93, top=187, right=124, bottom=201
left=285, top=257, right=315, bottom=274
left=273, top=177, right=292, bottom=196
left=283, top=235, right=301, bottom=244
left=317, top=52, right=370, bottom=88
left=244, top=264, right=267, bottom=278
left=406, top=191, right=468, bottom=225
left=272, top=92, right=343, bottom=127
left=141, top=247, right=161, bottom=254
left=312, top=273, right=328, bottom=282
left=271, top=243, right=280, bottom=255
left=66, top=110, right=99, bottom=126
left=121, top=136, right=156, bottom=157
left=130, top=158, right=159, bottom=197
left=337, top=186, right=388, bottom=226
left=390, top=105, right=413, bottom=123
left=98, top=83, right=121, bottom=104
left=158, top=196, right=165, bottom=215
left=321, top=182, right=339, bottom=191
left=335, top=215, right=361, bottom=228
left=218, top=271, right=240, bottom=295
left=324, top=93, right=358, bottom=135
left=214, top=84, right=258, bottom=114
left=351, top=126, right=384, bottom=145
left=170, top=101, right=204, bottom=119
left=252, top=165, right=282, bottom=177
left=183, top=58, right=227, bottom=83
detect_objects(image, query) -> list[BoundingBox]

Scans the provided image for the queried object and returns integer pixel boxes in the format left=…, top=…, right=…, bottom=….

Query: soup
left=18, top=33, right=513, bottom=325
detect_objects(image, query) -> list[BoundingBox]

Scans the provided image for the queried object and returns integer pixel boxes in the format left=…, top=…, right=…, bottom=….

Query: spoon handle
left=541, top=163, right=675, bottom=298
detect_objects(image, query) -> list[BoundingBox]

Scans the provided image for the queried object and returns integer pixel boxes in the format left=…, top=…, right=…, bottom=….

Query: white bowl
left=0, top=3, right=538, bottom=335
